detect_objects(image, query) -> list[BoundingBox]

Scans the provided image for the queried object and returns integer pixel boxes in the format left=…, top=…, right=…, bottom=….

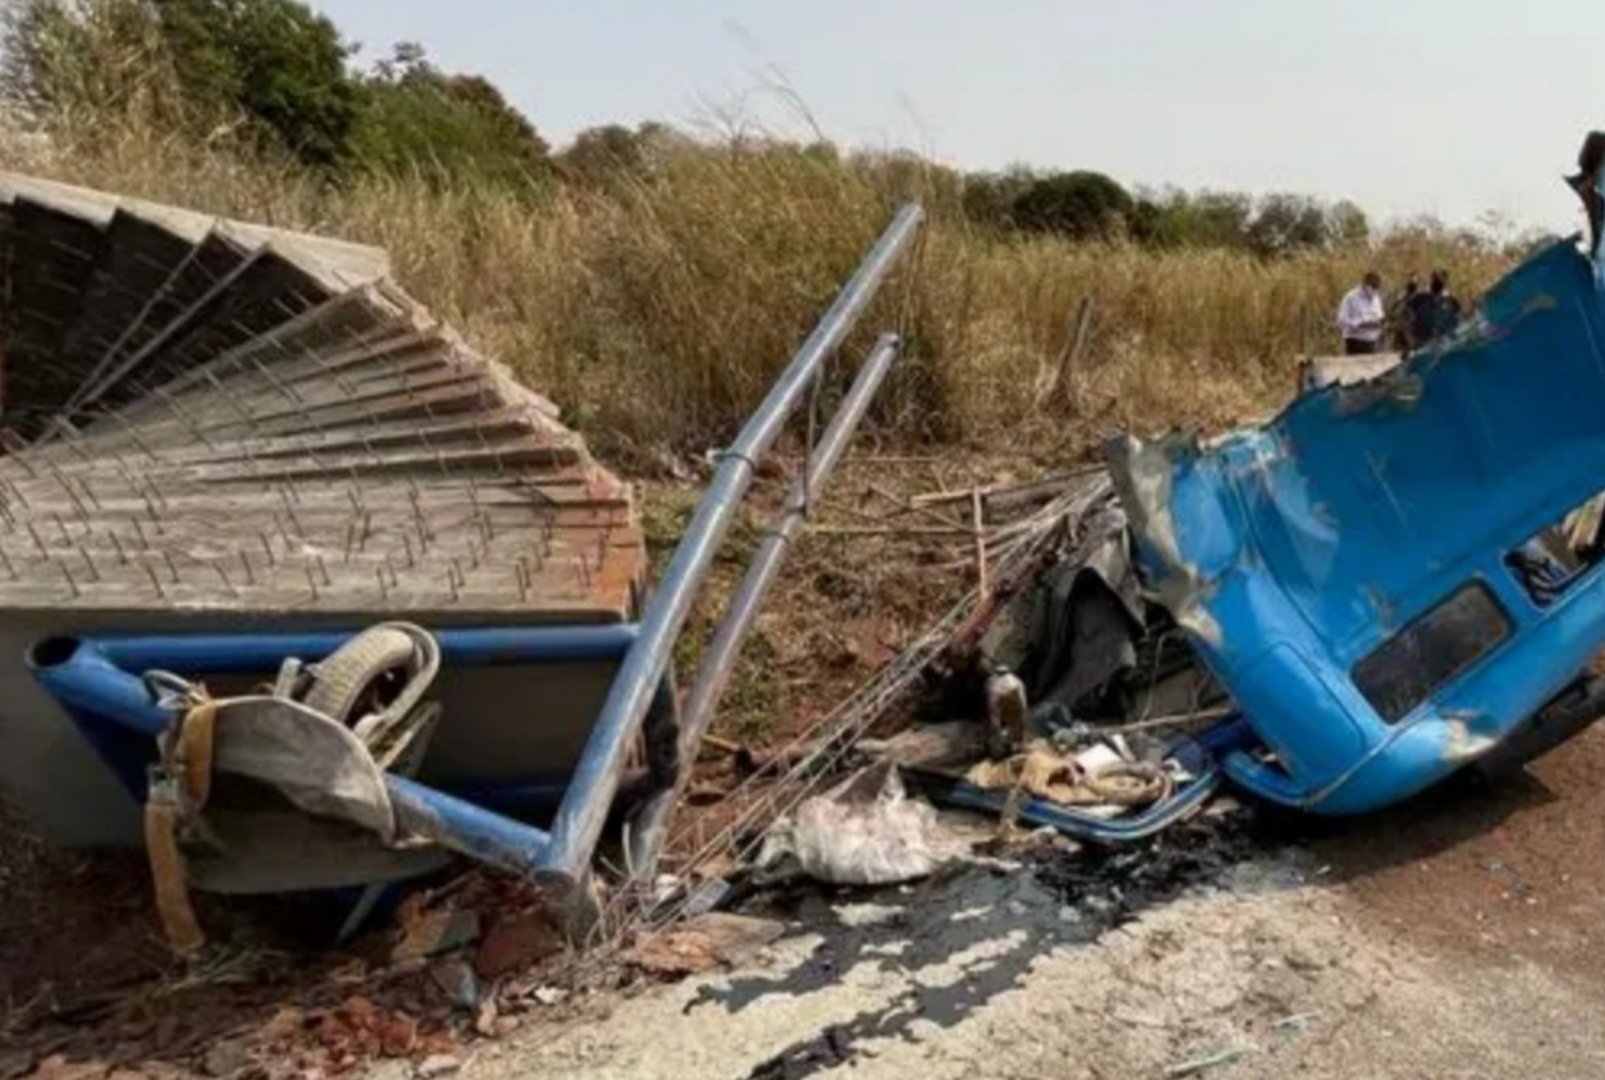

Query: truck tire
left=302, top=625, right=419, bottom=726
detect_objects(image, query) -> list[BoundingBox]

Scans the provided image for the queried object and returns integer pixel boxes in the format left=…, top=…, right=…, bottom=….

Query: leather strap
left=144, top=696, right=217, bottom=956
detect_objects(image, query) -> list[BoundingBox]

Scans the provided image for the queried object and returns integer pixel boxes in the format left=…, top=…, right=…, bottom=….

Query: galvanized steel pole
left=626, top=332, right=904, bottom=875
left=539, top=204, right=925, bottom=883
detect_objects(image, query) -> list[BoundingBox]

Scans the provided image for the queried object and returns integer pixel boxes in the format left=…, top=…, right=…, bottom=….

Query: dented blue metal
left=1112, top=237, right=1605, bottom=813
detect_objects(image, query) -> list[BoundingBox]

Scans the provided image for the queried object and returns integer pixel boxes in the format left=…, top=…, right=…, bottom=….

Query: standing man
left=1403, top=269, right=1460, bottom=352
left=1336, top=271, right=1386, bottom=355
left=1390, top=275, right=1420, bottom=352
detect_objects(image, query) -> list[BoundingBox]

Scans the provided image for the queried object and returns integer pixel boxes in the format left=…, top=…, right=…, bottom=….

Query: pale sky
left=312, top=0, right=1605, bottom=234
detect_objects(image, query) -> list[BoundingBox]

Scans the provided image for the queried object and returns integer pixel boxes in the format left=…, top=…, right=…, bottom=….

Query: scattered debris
left=201, top=1038, right=251, bottom=1077
left=626, top=913, right=787, bottom=977
left=416, top=1053, right=463, bottom=1078
left=759, top=762, right=959, bottom=886
left=1272, top=1012, right=1318, bottom=1043
left=531, top=986, right=569, bottom=1007
left=858, top=721, right=985, bottom=768
left=22, top=131, right=1605, bottom=1080
left=391, top=907, right=484, bottom=965
left=475, top=909, right=565, bottom=979
left=430, top=959, right=481, bottom=1011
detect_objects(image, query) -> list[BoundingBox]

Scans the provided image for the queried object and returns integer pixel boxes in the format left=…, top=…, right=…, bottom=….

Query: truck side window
left=1352, top=583, right=1511, bottom=723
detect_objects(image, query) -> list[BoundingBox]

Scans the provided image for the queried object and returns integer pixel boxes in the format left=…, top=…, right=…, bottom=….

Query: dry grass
left=3, top=115, right=1512, bottom=463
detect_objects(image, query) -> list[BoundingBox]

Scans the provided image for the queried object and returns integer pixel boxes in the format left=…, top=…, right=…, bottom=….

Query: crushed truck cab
left=1112, top=229, right=1605, bottom=813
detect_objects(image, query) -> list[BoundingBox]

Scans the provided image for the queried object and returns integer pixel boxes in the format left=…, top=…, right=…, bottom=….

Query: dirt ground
left=442, top=727, right=1605, bottom=1080
left=0, top=454, right=1039, bottom=1077
left=11, top=451, right=1605, bottom=1079
left=10, top=681, right=1605, bottom=1080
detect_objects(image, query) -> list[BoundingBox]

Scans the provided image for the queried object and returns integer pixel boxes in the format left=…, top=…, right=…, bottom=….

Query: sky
left=312, top=0, right=1605, bottom=235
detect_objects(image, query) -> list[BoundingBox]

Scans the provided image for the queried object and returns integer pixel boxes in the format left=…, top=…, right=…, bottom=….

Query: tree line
left=1, top=0, right=1514, bottom=257
left=1, top=0, right=551, bottom=188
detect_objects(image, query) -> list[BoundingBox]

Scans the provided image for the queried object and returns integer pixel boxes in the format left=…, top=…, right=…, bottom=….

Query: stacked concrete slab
left=0, top=173, right=646, bottom=844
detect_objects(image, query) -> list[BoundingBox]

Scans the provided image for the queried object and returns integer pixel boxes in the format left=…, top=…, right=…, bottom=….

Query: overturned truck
left=911, top=133, right=1605, bottom=839
left=10, top=134, right=1605, bottom=950
left=1113, top=140, right=1605, bottom=815
left=0, top=169, right=923, bottom=946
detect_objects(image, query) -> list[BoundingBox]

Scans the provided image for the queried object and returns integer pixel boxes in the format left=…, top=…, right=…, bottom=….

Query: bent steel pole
left=626, top=332, right=903, bottom=875
left=539, top=203, right=925, bottom=886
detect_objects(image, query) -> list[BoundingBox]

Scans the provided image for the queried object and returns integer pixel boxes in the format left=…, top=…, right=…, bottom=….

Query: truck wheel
left=302, top=626, right=419, bottom=726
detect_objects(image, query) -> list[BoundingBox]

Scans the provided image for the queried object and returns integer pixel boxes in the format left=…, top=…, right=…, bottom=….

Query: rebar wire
left=604, top=475, right=1113, bottom=939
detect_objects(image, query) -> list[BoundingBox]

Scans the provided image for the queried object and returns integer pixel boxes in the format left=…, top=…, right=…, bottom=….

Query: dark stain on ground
left=699, top=810, right=1266, bottom=1080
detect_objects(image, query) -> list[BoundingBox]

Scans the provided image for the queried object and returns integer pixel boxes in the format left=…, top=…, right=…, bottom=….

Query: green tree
left=554, top=121, right=690, bottom=187
left=2, top=0, right=360, bottom=167
left=1010, top=170, right=1133, bottom=240
left=1245, top=193, right=1330, bottom=256
left=1189, top=191, right=1255, bottom=248
left=960, top=167, right=1034, bottom=231
left=152, top=0, right=359, bottom=168
left=1129, top=186, right=1195, bottom=246
left=1326, top=199, right=1370, bottom=246
left=353, top=42, right=550, bottom=188
left=557, top=123, right=650, bottom=185
left=1117, top=189, right=1264, bottom=250
left=2, top=0, right=162, bottom=117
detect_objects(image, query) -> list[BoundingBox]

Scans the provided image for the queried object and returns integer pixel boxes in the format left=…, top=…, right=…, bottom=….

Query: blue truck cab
left=1111, top=164, right=1605, bottom=813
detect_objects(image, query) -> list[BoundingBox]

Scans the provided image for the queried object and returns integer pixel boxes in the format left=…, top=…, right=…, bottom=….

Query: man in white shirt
left=1336, top=271, right=1386, bottom=355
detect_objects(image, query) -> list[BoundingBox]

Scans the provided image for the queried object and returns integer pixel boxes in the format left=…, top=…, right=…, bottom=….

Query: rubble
left=390, top=908, right=484, bottom=966
left=625, top=913, right=787, bottom=977
left=473, top=909, right=565, bottom=980
left=415, top=1054, right=462, bottom=1078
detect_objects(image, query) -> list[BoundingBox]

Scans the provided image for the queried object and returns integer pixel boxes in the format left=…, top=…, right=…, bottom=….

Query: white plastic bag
left=761, top=762, right=955, bottom=885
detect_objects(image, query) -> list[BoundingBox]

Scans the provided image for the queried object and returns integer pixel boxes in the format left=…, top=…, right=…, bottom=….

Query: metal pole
left=82, top=624, right=638, bottom=674
left=539, top=204, right=925, bottom=882
left=386, top=774, right=550, bottom=878
left=625, top=332, right=903, bottom=875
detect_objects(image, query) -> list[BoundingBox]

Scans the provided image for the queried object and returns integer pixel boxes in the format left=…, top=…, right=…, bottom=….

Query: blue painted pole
left=30, top=639, right=173, bottom=736
left=625, top=332, right=905, bottom=875
left=83, top=624, right=637, bottom=674
left=386, top=774, right=550, bottom=877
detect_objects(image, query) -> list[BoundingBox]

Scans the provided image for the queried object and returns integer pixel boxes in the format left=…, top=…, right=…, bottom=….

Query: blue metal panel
left=1114, top=238, right=1605, bottom=813
left=29, top=626, right=641, bottom=807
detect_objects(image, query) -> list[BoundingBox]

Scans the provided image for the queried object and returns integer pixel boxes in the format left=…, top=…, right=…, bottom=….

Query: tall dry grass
left=2, top=114, right=1512, bottom=463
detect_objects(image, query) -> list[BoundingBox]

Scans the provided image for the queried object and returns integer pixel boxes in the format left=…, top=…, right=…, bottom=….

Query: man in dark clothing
left=1404, top=270, right=1459, bottom=352
left=1391, top=276, right=1420, bottom=352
